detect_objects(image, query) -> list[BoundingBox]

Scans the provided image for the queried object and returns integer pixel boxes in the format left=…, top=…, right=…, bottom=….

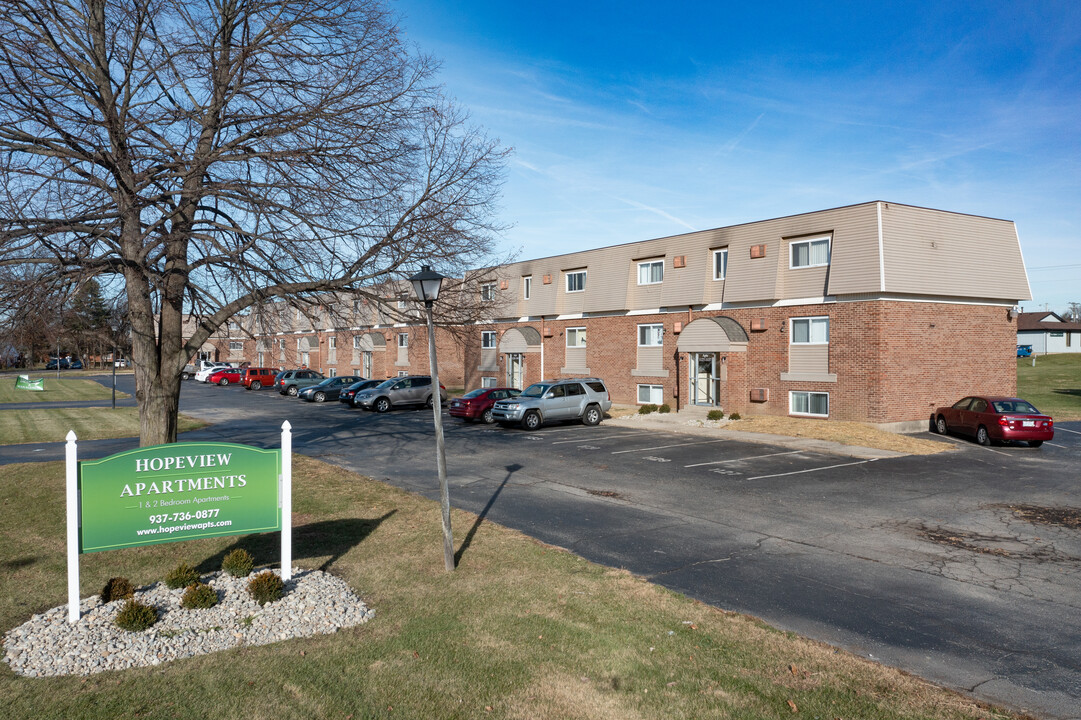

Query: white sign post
left=65, top=431, right=80, bottom=624
left=280, top=421, right=292, bottom=581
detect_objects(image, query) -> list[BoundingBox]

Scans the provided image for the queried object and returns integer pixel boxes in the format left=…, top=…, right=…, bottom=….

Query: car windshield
left=520, top=383, right=550, bottom=398
left=375, top=379, right=397, bottom=389
left=462, top=389, right=487, bottom=399
left=993, top=400, right=1041, bottom=414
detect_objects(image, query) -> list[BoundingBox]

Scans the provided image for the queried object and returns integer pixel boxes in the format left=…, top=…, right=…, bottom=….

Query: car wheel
left=219, top=378, right=229, bottom=386
left=521, top=411, right=541, bottom=431
left=287, top=385, right=298, bottom=396
left=582, top=404, right=602, bottom=426
left=250, top=380, right=261, bottom=391
left=976, top=425, right=990, bottom=446
left=425, top=394, right=434, bottom=409
left=1029, top=440, right=1044, bottom=448
left=935, top=416, right=948, bottom=435
left=181, top=371, right=190, bottom=381
left=482, top=408, right=494, bottom=424
left=375, top=397, right=391, bottom=413
left=314, top=392, right=326, bottom=403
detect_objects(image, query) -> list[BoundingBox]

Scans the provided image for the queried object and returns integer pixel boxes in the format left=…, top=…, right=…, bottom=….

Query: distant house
left=1017, top=312, right=1081, bottom=354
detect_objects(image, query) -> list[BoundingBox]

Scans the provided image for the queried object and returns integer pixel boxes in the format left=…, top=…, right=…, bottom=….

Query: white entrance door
left=691, top=353, right=719, bottom=406
left=506, top=353, right=524, bottom=389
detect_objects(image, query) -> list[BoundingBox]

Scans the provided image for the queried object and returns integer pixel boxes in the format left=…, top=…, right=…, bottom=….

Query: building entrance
left=506, top=353, right=524, bottom=389
left=690, top=352, right=720, bottom=406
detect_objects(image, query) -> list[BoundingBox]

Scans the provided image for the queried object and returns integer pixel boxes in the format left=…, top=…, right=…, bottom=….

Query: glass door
left=691, top=353, right=719, bottom=406
left=506, top=353, right=524, bottom=389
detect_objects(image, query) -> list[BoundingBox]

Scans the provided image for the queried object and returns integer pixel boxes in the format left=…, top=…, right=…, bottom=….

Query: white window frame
left=566, top=327, right=586, bottom=348
left=637, top=384, right=663, bottom=404
left=712, top=248, right=728, bottom=280
left=328, top=336, right=336, bottom=350
left=480, top=283, right=497, bottom=302
left=229, top=341, right=243, bottom=351
left=790, top=391, right=829, bottom=417
left=278, top=339, right=285, bottom=350
left=397, top=370, right=409, bottom=377
left=789, top=236, right=831, bottom=269
left=481, top=330, right=496, bottom=349
left=328, top=368, right=337, bottom=377
left=637, top=323, right=663, bottom=347
left=397, top=333, right=408, bottom=348
left=522, top=275, right=532, bottom=300
left=637, top=260, right=663, bottom=285
left=790, top=316, right=830, bottom=345
left=353, top=336, right=362, bottom=349
left=296, top=338, right=303, bottom=350
left=481, top=376, right=498, bottom=388
left=565, top=270, right=586, bottom=293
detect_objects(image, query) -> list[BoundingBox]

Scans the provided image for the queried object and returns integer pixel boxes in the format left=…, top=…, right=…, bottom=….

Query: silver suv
left=354, top=375, right=448, bottom=412
left=491, top=378, right=611, bottom=430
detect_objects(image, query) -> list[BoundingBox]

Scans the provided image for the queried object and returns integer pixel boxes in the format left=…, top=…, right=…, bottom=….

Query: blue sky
left=395, top=0, right=1081, bottom=313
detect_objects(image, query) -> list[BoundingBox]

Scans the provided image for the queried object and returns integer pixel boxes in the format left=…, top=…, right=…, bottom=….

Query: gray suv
left=354, top=375, right=448, bottom=412
left=491, top=378, right=611, bottom=430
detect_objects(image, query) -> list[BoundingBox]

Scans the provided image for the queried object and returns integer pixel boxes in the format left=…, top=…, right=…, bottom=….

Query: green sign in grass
left=14, top=376, right=44, bottom=391
left=78, top=442, right=281, bottom=553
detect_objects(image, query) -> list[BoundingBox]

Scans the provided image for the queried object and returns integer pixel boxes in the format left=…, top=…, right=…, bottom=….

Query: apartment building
left=229, top=201, right=1031, bottom=428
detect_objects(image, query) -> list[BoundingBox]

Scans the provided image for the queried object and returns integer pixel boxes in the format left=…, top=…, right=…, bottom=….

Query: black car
left=298, top=376, right=364, bottom=403
left=341, top=379, right=383, bottom=405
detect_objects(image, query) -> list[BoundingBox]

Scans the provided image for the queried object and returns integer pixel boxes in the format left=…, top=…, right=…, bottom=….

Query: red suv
left=243, top=367, right=278, bottom=391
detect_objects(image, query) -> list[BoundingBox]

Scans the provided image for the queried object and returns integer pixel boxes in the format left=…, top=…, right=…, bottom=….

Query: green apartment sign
left=78, top=441, right=281, bottom=553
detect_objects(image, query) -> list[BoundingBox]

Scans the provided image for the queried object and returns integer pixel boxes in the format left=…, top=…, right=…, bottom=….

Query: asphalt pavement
left=3, top=374, right=1080, bottom=719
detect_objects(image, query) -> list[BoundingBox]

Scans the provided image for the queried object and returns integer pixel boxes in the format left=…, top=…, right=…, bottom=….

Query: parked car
left=114, top=358, right=129, bottom=368
left=68, top=359, right=83, bottom=370
left=194, top=362, right=232, bottom=382
left=340, top=379, right=384, bottom=405
left=353, top=375, right=447, bottom=412
left=46, top=357, right=70, bottom=370
left=208, top=367, right=243, bottom=386
left=183, top=359, right=226, bottom=380
left=242, top=367, right=278, bottom=390
left=491, top=378, right=611, bottom=430
left=298, top=376, right=364, bottom=403
left=277, top=369, right=325, bottom=396
left=933, top=395, right=1054, bottom=447
left=449, top=387, right=521, bottom=424
left=1016, top=344, right=1033, bottom=358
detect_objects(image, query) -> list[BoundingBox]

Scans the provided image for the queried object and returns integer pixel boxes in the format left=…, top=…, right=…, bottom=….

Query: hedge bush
left=100, top=576, right=134, bottom=603
left=248, top=571, right=284, bottom=606
left=181, top=582, right=219, bottom=609
left=222, top=548, right=255, bottom=578
left=164, top=563, right=201, bottom=589
left=115, top=599, right=158, bottom=632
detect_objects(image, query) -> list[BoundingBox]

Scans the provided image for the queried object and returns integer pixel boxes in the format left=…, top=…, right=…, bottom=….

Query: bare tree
left=0, top=0, right=508, bottom=444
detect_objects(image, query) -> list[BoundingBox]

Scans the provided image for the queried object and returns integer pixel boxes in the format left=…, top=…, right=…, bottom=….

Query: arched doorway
left=498, top=326, right=542, bottom=389
left=676, top=317, right=748, bottom=407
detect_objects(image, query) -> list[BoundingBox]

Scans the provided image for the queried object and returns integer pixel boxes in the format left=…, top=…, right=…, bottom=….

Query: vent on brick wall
left=749, top=388, right=769, bottom=403
left=672, top=255, right=686, bottom=268
left=750, top=244, right=767, bottom=259
left=499, top=280, right=508, bottom=290
left=673, top=321, right=682, bottom=333
left=543, top=326, right=554, bottom=337
left=542, top=274, right=552, bottom=284
left=750, top=318, right=768, bottom=331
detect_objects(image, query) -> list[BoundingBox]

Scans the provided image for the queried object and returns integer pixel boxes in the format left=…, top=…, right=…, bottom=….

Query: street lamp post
left=409, top=265, right=454, bottom=571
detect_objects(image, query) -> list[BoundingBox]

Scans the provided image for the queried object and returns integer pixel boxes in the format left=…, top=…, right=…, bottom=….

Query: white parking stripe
left=684, top=450, right=803, bottom=468
left=1056, top=427, right=1081, bottom=435
left=1045, top=442, right=1068, bottom=448
left=551, top=431, right=657, bottom=445
left=611, top=439, right=728, bottom=455
left=745, top=458, right=876, bottom=480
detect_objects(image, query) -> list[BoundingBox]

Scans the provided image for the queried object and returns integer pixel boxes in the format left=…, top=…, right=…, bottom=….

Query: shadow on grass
left=1051, top=389, right=1081, bottom=397
left=454, top=463, right=523, bottom=568
left=196, top=512, right=396, bottom=573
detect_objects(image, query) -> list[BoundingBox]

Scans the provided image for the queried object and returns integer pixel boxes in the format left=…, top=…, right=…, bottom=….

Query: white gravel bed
left=3, top=568, right=373, bottom=677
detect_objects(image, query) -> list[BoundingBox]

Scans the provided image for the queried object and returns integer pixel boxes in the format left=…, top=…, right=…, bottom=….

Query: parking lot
left=4, top=375, right=1080, bottom=719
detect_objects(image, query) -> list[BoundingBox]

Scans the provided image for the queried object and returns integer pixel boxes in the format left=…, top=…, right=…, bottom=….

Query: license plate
left=1022, top=420, right=1035, bottom=427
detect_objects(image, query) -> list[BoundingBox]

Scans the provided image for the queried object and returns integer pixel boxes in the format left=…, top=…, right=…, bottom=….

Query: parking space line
left=684, top=450, right=803, bottom=468
left=745, top=458, right=876, bottom=480
left=1045, top=442, right=1069, bottom=449
left=1057, top=427, right=1081, bottom=435
left=551, top=431, right=657, bottom=445
left=611, top=439, right=728, bottom=455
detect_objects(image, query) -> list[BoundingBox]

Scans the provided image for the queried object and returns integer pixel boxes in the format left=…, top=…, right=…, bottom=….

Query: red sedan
left=933, top=396, right=1053, bottom=447
left=208, top=368, right=243, bottom=386
left=449, top=387, right=521, bottom=424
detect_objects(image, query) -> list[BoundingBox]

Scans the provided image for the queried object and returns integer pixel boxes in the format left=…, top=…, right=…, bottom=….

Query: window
left=637, top=384, right=663, bottom=404
left=638, top=324, right=663, bottom=347
left=712, top=248, right=728, bottom=280
left=790, top=236, right=830, bottom=268
left=790, top=317, right=829, bottom=344
left=397, top=333, right=408, bottom=348
left=637, top=260, right=663, bottom=285
left=481, top=376, right=498, bottom=388
left=278, top=339, right=285, bottom=350
left=229, top=341, right=242, bottom=351
left=480, top=283, right=496, bottom=302
left=397, top=297, right=408, bottom=309
left=566, top=270, right=586, bottom=293
left=297, top=338, right=303, bottom=350
left=328, top=368, right=337, bottom=377
left=328, top=337, right=336, bottom=349
left=790, top=391, right=829, bottom=417
left=522, top=276, right=532, bottom=300
left=353, top=336, right=362, bottom=349
left=566, top=327, right=586, bottom=347
left=397, top=370, right=409, bottom=377
left=481, top=330, right=496, bottom=349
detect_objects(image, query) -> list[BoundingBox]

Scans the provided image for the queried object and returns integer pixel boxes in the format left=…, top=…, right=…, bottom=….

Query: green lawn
left=0, top=456, right=1017, bottom=720
left=0, top=408, right=205, bottom=445
left=0, top=377, right=129, bottom=404
left=1017, top=354, right=1081, bottom=420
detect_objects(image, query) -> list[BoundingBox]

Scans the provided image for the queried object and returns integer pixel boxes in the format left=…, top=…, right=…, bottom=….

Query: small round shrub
left=100, top=576, right=134, bottom=604
left=181, top=582, right=219, bottom=609
left=164, top=562, right=201, bottom=589
left=637, top=404, right=658, bottom=415
left=707, top=410, right=724, bottom=421
left=728, top=412, right=741, bottom=420
left=115, top=599, right=158, bottom=632
left=222, top=548, right=254, bottom=578
left=658, top=404, right=671, bottom=414
left=248, top=571, right=284, bottom=606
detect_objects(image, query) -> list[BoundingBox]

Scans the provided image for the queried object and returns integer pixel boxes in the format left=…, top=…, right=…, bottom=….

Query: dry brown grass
left=728, top=415, right=949, bottom=455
